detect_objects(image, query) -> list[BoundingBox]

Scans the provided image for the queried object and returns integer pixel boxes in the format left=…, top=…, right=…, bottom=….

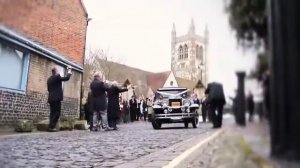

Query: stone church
left=171, top=19, right=209, bottom=87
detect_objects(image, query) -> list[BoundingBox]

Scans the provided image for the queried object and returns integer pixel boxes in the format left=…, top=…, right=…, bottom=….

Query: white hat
left=112, top=81, right=118, bottom=86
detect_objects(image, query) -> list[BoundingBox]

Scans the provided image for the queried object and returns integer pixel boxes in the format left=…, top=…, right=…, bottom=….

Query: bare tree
left=83, top=48, right=124, bottom=95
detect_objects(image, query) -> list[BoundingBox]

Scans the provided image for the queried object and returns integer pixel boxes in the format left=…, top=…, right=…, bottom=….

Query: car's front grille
left=170, top=108, right=182, bottom=113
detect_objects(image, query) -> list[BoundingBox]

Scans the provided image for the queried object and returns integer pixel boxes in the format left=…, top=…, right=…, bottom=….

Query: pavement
left=1, top=114, right=299, bottom=168
left=0, top=121, right=214, bottom=168
left=170, top=114, right=300, bottom=168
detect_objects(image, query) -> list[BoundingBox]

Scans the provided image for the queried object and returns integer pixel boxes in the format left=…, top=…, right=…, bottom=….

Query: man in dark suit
left=47, top=67, right=72, bottom=132
left=205, top=82, right=226, bottom=128
left=90, top=74, right=110, bottom=131
left=129, top=96, right=137, bottom=122
left=107, top=81, right=128, bottom=130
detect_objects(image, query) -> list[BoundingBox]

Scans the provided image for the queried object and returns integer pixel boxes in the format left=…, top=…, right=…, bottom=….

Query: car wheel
left=192, top=114, right=199, bottom=128
left=184, top=122, right=189, bottom=128
left=148, top=114, right=152, bottom=122
left=152, top=119, right=162, bottom=129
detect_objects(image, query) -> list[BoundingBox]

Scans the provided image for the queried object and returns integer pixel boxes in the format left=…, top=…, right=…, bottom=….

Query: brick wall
left=27, top=54, right=81, bottom=99
left=0, top=0, right=87, bottom=65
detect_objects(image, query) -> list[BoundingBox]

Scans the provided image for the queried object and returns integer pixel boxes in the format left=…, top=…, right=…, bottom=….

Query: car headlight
left=164, top=109, right=168, bottom=114
left=183, top=99, right=191, bottom=107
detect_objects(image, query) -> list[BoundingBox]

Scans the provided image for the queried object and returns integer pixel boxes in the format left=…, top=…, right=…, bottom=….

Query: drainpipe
left=79, top=14, right=91, bottom=120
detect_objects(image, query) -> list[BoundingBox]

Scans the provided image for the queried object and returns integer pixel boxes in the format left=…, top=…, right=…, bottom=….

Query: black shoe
left=212, top=125, right=221, bottom=129
left=48, top=128, right=58, bottom=132
left=113, top=127, right=118, bottom=130
left=91, top=127, right=98, bottom=132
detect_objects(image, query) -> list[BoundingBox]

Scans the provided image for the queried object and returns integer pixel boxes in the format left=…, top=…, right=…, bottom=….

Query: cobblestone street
left=0, top=121, right=213, bottom=168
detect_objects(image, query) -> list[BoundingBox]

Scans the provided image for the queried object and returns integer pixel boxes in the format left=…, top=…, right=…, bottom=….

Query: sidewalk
left=171, top=115, right=279, bottom=168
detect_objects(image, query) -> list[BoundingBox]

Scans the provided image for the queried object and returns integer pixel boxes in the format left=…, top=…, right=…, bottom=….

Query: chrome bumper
left=154, top=113, right=198, bottom=120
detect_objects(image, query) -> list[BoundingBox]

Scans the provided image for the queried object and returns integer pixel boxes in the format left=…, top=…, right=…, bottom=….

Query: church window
left=196, top=45, right=204, bottom=61
left=178, top=45, right=183, bottom=60
left=184, top=44, right=188, bottom=59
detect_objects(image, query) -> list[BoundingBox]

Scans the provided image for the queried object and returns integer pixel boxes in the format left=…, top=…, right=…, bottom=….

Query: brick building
left=0, top=0, right=88, bottom=126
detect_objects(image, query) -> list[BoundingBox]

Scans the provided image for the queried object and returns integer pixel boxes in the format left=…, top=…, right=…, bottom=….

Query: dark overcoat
left=129, top=99, right=137, bottom=111
left=47, top=74, right=71, bottom=103
left=205, top=82, right=226, bottom=105
left=90, top=79, right=109, bottom=111
left=107, top=86, right=128, bottom=119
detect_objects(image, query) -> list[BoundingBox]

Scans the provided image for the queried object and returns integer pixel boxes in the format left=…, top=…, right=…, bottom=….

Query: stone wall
left=0, top=90, right=79, bottom=126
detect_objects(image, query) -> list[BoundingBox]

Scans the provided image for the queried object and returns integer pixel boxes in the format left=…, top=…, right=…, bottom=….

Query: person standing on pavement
left=205, top=82, right=226, bottom=128
left=146, top=98, right=153, bottom=121
left=107, top=81, right=128, bottom=130
left=84, top=91, right=92, bottom=126
left=255, top=81, right=265, bottom=121
left=193, top=94, right=200, bottom=105
left=262, top=70, right=270, bottom=120
left=123, top=100, right=130, bottom=123
left=200, top=94, right=208, bottom=122
left=137, top=96, right=142, bottom=121
left=139, top=97, right=147, bottom=121
left=47, top=66, right=72, bottom=132
left=90, top=74, right=110, bottom=131
left=246, top=91, right=255, bottom=122
left=129, top=96, right=137, bottom=122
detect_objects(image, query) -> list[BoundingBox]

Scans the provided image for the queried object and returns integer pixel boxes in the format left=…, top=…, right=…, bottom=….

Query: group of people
left=86, top=74, right=128, bottom=131
left=47, top=66, right=129, bottom=132
left=118, top=96, right=152, bottom=123
left=246, top=74, right=269, bottom=122
left=128, top=96, right=152, bottom=122
left=47, top=65, right=226, bottom=131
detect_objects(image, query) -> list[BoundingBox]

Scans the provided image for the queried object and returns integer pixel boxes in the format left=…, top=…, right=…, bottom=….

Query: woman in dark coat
left=107, top=82, right=128, bottom=130
left=84, top=92, right=92, bottom=124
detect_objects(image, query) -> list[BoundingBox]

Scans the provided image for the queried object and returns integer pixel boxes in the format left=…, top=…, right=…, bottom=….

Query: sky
left=83, top=0, right=257, bottom=97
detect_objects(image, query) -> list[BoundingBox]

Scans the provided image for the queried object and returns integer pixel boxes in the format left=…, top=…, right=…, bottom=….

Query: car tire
left=148, top=114, right=152, bottom=122
left=184, top=122, right=189, bottom=128
left=192, top=115, right=199, bottom=128
left=152, top=119, right=162, bottom=129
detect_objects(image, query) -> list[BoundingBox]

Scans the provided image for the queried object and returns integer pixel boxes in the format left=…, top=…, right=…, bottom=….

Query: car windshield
left=155, top=89, right=189, bottom=100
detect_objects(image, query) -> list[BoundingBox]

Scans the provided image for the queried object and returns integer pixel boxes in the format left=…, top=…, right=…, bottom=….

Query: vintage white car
left=151, top=87, right=200, bottom=129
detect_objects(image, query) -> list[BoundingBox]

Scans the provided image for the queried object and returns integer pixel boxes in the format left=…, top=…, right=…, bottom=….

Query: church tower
left=171, top=23, right=176, bottom=71
left=171, top=19, right=209, bottom=86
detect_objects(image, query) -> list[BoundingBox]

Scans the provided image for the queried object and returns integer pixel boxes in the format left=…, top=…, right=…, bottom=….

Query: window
left=0, top=43, right=30, bottom=92
left=178, top=45, right=183, bottom=60
left=196, top=45, right=204, bottom=61
left=184, top=44, right=188, bottom=59
left=170, top=81, right=174, bottom=86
